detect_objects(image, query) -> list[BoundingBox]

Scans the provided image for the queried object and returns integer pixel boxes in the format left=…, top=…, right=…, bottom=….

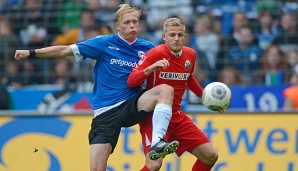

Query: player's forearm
left=144, top=66, right=155, bottom=76
left=35, top=46, right=73, bottom=58
left=188, top=75, right=203, bottom=98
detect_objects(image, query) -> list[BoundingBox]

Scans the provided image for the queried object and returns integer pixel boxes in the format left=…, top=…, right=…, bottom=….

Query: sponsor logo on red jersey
left=159, top=72, right=190, bottom=80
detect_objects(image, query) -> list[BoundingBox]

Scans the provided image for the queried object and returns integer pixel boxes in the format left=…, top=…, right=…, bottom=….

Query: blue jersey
left=71, top=34, right=155, bottom=110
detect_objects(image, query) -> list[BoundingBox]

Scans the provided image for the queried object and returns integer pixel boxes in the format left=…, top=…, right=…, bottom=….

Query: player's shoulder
left=147, top=44, right=164, bottom=54
left=182, top=46, right=196, bottom=56
left=182, top=46, right=196, bottom=53
left=98, top=34, right=115, bottom=40
left=86, top=34, right=114, bottom=43
left=157, top=44, right=166, bottom=49
left=136, top=37, right=155, bottom=48
left=152, top=44, right=168, bottom=51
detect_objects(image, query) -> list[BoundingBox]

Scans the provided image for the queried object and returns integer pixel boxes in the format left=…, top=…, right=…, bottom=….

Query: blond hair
left=116, top=4, right=141, bottom=24
left=163, top=18, right=186, bottom=33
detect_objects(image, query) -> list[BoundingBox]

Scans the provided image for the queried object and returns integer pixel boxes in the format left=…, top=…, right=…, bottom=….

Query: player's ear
left=162, top=33, right=166, bottom=41
left=115, top=23, right=119, bottom=31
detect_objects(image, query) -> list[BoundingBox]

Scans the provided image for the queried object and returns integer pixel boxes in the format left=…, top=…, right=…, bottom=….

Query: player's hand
left=152, top=58, right=169, bottom=70
left=14, top=50, right=30, bottom=60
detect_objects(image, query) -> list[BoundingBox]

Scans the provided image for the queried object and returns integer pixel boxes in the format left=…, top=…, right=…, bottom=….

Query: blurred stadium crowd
left=0, top=0, right=297, bottom=88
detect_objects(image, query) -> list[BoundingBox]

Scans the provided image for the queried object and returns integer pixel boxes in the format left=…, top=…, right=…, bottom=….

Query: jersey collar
left=118, top=33, right=137, bottom=45
left=170, top=50, right=182, bottom=58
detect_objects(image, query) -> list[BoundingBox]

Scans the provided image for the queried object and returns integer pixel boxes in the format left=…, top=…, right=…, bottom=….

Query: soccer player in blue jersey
left=14, top=4, right=179, bottom=171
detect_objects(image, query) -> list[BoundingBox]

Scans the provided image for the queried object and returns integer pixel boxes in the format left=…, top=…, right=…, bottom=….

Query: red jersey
left=127, top=44, right=209, bottom=156
left=128, top=44, right=209, bottom=156
left=128, top=44, right=203, bottom=113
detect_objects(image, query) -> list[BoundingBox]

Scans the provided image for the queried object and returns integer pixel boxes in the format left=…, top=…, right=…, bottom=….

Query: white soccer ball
left=202, top=82, right=232, bottom=112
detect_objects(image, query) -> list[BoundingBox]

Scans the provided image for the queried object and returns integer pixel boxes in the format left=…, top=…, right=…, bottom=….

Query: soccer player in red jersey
left=127, top=17, right=219, bottom=171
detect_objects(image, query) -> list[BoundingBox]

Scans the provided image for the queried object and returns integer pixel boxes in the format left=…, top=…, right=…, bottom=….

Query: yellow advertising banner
left=181, top=114, right=298, bottom=171
left=0, top=114, right=297, bottom=171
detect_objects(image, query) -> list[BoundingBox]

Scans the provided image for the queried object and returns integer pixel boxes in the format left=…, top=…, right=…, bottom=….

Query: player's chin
left=129, top=33, right=137, bottom=39
left=172, top=45, right=182, bottom=51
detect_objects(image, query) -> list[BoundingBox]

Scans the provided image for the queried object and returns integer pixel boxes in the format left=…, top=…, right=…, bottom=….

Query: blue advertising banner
left=7, top=84, right=289, bottom=113
left=228, top=85, right=289, bottom=112
left=186, top=84, right=289, bottom=112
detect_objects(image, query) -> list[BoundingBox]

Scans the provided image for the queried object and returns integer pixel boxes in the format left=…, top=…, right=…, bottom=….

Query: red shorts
left=139, top=110, right=209, bottom=157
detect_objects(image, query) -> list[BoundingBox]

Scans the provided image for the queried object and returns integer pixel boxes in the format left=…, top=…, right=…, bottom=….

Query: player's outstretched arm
left=187, top=74, right=203, bottom=98
left=14, top=46, right=73, bottom=60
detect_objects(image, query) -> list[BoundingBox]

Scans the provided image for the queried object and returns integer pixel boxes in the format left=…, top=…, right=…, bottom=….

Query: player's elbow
left=127, top=70, right=146, bottom=87
left=127, top=75, right=138, bottom=88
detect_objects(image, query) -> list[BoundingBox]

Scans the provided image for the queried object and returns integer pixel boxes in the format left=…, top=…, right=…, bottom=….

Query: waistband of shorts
left=93, top=100, right=125, bottom=117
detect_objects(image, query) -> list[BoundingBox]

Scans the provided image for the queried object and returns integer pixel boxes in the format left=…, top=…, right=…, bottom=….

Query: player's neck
left=164, top=44, right=182, bottom=57
left=170, top=50, right=182, bottom=57
left=118, top=33, right=137, bottom=44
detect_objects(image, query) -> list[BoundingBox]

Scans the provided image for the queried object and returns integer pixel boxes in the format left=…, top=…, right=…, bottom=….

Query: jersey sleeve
left=187, top=74, right=203, bottom=98
left=71, top=35, right=108, bottom=61
left=127, top=48, right=158, bottom=87
left=187, top=49, right=203, bottom=98
left=127, top=69, right=147, bottom=87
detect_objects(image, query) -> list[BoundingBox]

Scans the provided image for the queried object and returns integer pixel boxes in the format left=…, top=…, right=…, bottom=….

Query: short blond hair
left=163, top=18, right=186, bottom=33
left=116, top=4, right=141, bottom=24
